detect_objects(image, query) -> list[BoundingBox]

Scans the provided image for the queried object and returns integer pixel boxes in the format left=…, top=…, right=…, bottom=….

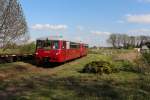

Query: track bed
left=0, top=54, right=34, bottom=63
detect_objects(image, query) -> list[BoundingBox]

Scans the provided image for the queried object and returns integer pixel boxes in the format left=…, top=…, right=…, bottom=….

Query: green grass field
left=0, top=51, right=150, bottom=100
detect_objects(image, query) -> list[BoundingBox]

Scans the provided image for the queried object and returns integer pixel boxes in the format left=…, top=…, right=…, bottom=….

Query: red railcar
left=35, top=36, right=88, bottom=64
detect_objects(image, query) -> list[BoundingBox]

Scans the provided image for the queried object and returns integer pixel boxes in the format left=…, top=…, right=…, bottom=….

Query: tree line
left=107, top=33, right=150, bottom=49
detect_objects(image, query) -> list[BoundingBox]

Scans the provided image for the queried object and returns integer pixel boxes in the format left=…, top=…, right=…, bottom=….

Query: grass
left=89, top=48, right=133, bottom=55
left=0, top=51, right=150, bottom=100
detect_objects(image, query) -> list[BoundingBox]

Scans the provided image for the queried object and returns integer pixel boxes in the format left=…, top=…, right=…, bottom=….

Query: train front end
left=35, top=38, right=62, bottom=64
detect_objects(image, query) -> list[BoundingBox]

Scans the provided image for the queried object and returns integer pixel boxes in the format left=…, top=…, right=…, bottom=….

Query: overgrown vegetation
left=142, top=52, right=150, bottom=64
left=0, top=50, right=150, bottom=100
left=0, top=42, right=36, bottom=54
left=18, top=42, right=36, bottom=54
left=115, top=60, right=135, bottom=72
left=82, top=61, right=114, bottom=74
left=82, top=55, right=143, bottom=75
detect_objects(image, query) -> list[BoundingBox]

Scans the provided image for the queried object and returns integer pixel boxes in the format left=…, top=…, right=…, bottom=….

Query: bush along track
left=82, top=58, right=148, bottom=75
left=82, top=61, right=117, bottom=75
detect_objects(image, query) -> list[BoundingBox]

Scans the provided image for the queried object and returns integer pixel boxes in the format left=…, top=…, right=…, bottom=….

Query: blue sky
left=20, top=0, right=150, bottom=46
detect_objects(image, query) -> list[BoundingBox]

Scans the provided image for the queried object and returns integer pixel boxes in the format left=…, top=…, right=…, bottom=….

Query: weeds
left=82, top=61, right=117, bottom=74
left=142, top=52, right=150, bottom=65
left=0, top=50, right=150, bottom=100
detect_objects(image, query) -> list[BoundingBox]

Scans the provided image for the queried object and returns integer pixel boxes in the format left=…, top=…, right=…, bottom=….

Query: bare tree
left=107, top=33, right=150, bottom=49
left=130, top=36, right=136, bottom=47
left=145, top=42, right=150, bottom=48
left=107, top=33, right=118, bottom=48
left=0, top=0, right=28, bottom=51
left=139, top=36, right=148, bottom=48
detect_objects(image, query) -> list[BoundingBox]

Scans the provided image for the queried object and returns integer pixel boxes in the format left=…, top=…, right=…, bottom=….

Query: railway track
left=0, top=53, right=34, bottom=64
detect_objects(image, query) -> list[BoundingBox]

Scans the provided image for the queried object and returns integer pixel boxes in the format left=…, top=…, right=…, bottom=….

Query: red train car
left=35, top=36, right=88, bottom=64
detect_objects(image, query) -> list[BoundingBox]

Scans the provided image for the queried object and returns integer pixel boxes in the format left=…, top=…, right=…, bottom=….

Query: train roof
left=37, top=36, right=88, bottom=45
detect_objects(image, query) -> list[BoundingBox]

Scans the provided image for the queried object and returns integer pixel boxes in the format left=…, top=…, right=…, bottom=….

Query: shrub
left=82, top=61, right=114, bottom=74
left=119, top=60, right=135, bottom=72
left=134, top=56, right=150, bottom=74
left=19, top=42, right=36, bottom=54
left=115, top=59, right=149, bottom=73
left=142, top=52, right=150, bottom=64
left=82, top=60, right=139, bottom=75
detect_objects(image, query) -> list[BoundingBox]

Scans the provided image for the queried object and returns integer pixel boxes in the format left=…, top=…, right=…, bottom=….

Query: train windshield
left=36, top=40, right=59, bottom=50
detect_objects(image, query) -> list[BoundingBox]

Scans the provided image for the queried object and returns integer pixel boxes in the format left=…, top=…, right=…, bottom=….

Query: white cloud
left=126, top=14, right=150, bottom=24
left=31, top=24, right=68, bottom=31
left=91, top=31, right=112, bottom=35
left=128, top=28, right=150, bottom=36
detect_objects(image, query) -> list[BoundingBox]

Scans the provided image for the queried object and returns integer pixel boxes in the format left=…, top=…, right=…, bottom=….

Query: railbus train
left=35, top=36, right=88, bottom=64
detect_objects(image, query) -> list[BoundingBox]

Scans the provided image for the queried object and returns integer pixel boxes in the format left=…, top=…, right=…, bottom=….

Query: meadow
left=0, top=49, right=150, bottom=100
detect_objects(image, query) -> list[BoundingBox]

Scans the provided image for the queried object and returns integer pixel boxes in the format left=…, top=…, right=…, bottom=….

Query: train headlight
left=56, top=51, right=61, bottom=55
left=35, top=52, right=39, bottom=55
left=56, top=52, right=59, bottom=55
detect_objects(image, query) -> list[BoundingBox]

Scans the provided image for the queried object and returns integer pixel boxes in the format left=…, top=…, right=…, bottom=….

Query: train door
left=80, top=44, right=83, bottom=56
left=66, top=41, right=70, bottom=60
left=61, top=41, right=67, bottom=62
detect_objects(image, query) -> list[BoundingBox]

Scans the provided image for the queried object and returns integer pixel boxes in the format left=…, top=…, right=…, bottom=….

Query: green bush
left=142, top=52, right=150, bottom=64
left=114, top=59, right=147, bottom=73
left=134, top=56, right=150, bottom=74
left=19, top=42, right=36, bottom=54
left=82, top=59, right=139, bottom=75
left=82, top=61, right=114, bottom=74
left=0, top=42, right=36, bottom=54
left=119, top=60, right=135, bottom=72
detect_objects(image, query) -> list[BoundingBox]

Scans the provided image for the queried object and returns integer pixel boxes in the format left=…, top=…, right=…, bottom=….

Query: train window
left=36, top=40, right=52, bottom=50
left=44, top=40, right=51, bottom=50
left=82, top=44, right=88, bottom=49
left=70, top=42, right=80, bottom=49
left=66, top=42, right=70, bottom=49
left=36, top=40, right=60, bottom=50
left=53, top=41, right=59, bottom=49
left=36, top=40, right=43, bottom=48
left=85, top=44, right=88, bottom=48
left=62, top=41, right=66, bottom=49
